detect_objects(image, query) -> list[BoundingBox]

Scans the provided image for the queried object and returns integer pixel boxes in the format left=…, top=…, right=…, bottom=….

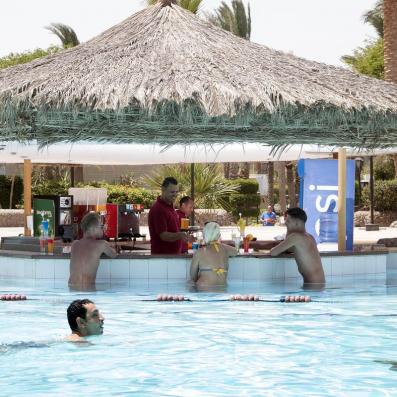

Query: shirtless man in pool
left=270, top=207, right=325, bottom=288
left=69, top=212, right=117, bottom=290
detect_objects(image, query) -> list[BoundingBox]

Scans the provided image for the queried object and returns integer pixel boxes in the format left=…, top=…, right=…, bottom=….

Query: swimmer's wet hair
left=286, top=207, right=307, bottom=223
left=67, top=299, right=94, bottom=332
left=203, top=222, right=221, bottom=244
left=80, top=212, right=100, bottom=233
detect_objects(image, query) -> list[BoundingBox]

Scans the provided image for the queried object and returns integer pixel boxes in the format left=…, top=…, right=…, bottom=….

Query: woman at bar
left=190, top=222, right=238, bottom=287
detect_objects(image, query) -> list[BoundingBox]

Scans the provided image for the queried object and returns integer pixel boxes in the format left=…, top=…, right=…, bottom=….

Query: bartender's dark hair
left=179, top=196, right=192, bottom=206
left=161, top=177, right=178, bottom=188
left=286, top=207, right=307, bottom=223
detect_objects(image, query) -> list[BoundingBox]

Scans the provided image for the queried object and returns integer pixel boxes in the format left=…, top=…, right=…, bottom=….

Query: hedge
left=362, top=179, right=397, bottom=211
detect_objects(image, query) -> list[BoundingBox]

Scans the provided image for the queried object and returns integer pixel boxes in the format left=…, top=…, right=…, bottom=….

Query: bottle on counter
left=40, top=220, right=49, bottom=254
left=39, top=229, right=46, bottom=254
left=238, top=213, right=245, bottom=238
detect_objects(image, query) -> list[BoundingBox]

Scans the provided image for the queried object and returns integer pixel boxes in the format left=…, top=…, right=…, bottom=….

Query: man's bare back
left=270, top=208, right=325, bottom=288
left=69, top=238, right=117, bottom=288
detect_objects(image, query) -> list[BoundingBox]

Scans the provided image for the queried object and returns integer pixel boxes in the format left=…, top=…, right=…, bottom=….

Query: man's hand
left=177, top=232, right=189, bottom=242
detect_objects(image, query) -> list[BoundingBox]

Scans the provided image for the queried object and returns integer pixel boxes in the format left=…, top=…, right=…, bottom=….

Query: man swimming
left=270, top=207, right=325, bottom=288
left=65, top=299, right=104, bottom=342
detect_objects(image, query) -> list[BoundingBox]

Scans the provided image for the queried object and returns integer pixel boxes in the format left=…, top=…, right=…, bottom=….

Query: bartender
left=148, top=177, right=188, bottom=254
left=176, top=196, right=194, bottom=253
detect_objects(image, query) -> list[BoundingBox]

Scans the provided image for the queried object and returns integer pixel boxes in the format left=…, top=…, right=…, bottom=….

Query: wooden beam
left=337, top=148, right=346, bottom=251
left=23, top=159, right=32, bottom=237
left=190, top=163, right=195, bottom=226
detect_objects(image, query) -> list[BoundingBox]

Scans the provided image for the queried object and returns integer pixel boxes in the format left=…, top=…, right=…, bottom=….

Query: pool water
left=0, top=279, right=397, bottom=396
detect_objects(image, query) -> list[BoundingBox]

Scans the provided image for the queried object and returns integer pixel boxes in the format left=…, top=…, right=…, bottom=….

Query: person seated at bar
left=261, top=205, right=277, bottom=226
left=176, top=196, right=194, bottom=253
left=69, top=212, right=117, bottom=289
left=148, top=177, right=188, bottom=254
left=270, top=207, right=325, bottom=288
left=190, top=222, right=238, bottom=287
left=65, top=299, right=104, bottom=342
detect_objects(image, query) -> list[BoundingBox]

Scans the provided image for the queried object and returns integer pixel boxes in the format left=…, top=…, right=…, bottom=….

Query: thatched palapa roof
left=1, top=0, right=397, bottom=147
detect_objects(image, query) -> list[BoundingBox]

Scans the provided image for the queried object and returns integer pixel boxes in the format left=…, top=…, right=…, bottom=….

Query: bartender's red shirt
left=176, top=209, right=188, bottom=253
left=148, top=197, right=182, bottom=254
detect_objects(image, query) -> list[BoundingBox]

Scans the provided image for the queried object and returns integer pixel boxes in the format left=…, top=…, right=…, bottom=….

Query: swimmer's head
left=285, top=207, right=307, bottom=230
left=203, top=222, right=221, bottom=244
left=80, top=212, right=102, bottom=237
left=67, top=299, right=104, bottom=336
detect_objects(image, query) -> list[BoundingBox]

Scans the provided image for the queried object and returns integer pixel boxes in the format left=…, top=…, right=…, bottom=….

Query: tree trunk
left=277, top=162, right=287, bottom=213
left=224, top=163, right=230, bottom=179
left=9, top=175, right=15, bottom=209
left=286, top=162, right=296, bottom=207
left=384, top=0, right=397, bottom=83
left=229, top=163, right=240, bottom=179
left=393, top=155, right=397, bottom=179
left=268, top=162, right=274, bottom=206
left=239, top=162, right=250, bottom=178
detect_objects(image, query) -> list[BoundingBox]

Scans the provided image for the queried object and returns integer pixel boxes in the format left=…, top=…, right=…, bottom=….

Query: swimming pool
left=0, top=279, right=396, bottom=396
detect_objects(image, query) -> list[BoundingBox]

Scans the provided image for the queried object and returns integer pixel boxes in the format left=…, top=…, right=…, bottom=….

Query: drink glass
left=181, top=218, right=189, bottom=230
left=39, top=236, right=46, bottom=254
left=47, top=237, right=54, bottom=255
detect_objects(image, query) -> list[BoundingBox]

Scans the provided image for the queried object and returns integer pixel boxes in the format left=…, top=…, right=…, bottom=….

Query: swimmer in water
left=270, top=207, right=325, bottom=289
left=190, top=222, right=238, bottom=288
left=65, top=299, right=104, bottom=342
left=69, top=212, right=117, bottom=290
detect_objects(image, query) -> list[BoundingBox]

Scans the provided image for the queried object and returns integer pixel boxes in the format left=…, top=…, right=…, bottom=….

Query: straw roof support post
left=369, top=156, right=375, bottom=224
left=23, top=159, right=32, bottom=237
left=337, top=148, right=346, bottom=251
left=190, top=163, right=195, bottom=226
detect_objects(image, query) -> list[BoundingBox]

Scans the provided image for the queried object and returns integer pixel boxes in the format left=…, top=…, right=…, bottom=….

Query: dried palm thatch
left=1, top=0, right=397, bottom=148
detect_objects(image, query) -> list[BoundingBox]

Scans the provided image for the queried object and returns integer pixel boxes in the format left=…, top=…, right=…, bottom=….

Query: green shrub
left=362, top=179, right=397, bottom=211
left=0, top=175, right=23, bottom=209
left=230, top=178, right=259, bottom=194
left=105, top=185, right=157, bottom=208
left=374, top=155, right=395, bottom=180
left=79, top=182, right=157, bottom=208
left=229, top=193, right=261, bottom=218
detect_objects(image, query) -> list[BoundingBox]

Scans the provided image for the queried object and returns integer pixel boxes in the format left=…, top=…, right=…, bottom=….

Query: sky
left=0, top=0, right=378, bottom=66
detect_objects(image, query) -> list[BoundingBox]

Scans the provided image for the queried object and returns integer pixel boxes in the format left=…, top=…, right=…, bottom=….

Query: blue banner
left=298, top=159, right=355, bottom=250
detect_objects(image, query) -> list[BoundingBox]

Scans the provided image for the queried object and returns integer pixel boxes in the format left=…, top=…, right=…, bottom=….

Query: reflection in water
left=374, top=360, right=397, bottom=371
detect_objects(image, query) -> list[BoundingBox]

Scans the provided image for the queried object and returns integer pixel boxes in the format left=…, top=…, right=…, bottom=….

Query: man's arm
left=102, top=241, right=118, bottom=258
left=270, top=234, right=297, bottom=257
left=159, top=231, right=188, bottom=242
left=190, top=251, right=200, bottom=282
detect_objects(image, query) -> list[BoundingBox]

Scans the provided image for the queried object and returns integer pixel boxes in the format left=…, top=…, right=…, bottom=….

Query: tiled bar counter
left=0, top=250, right=389, bottom=283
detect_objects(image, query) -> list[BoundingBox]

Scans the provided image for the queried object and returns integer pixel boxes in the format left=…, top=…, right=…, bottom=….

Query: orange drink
left=181, top=218, right=189, bottom=230
left=47, top=237, right=54, bottom=255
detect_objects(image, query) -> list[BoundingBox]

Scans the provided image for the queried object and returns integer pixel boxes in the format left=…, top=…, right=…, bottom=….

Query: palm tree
left=147, top=0, right=203, bottom=14
left=384, top=0, right=397, bottom=83
left=208, top=0, right=251, bottom=40
left=144, top=163, right=239, bottom=210
left=364, top=0, right=383, bottom=37
left=45, top=23, right=80, bottom=48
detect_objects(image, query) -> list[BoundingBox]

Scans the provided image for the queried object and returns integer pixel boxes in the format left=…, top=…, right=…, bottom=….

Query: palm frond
left=45, top=23, right=80, bottom=48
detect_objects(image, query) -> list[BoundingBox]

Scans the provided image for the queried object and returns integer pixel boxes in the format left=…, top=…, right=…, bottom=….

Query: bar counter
left=0, top=247, right=392, bottom=284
